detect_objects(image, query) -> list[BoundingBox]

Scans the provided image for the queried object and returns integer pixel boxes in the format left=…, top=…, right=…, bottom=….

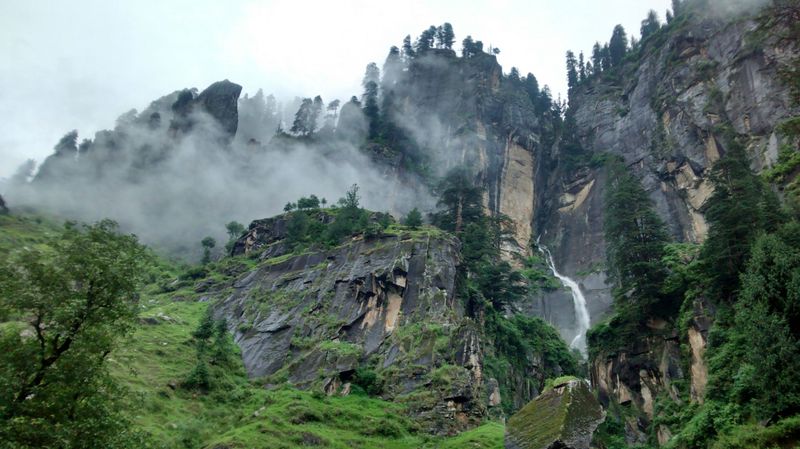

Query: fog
left=5, top=84, right=434, bottom=259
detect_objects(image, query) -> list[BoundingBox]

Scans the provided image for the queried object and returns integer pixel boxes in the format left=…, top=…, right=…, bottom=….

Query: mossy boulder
left=505, top=379, right=604, bottom=449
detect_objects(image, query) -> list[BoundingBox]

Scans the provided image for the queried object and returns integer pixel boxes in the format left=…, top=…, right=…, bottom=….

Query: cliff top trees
left=433, top=166, right=484, bottom=234
left=608, top=25, right=628, bottom=67
left=437, top=23, right=455, bottom=49
left=566, top=51, right=579, bottom=90
left=640, top=10, right=661, bottom=41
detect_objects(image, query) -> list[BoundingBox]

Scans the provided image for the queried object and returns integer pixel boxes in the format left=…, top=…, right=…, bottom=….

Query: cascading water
left=536, top=239, right=591, bottom=356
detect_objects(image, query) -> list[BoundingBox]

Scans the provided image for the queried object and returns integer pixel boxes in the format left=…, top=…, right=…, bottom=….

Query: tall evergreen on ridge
left=604, top=159, right=670, bottom=318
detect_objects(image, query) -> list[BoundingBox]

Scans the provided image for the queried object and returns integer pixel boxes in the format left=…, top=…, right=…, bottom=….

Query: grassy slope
left=114, top=290, right=504, bottom=449
left=0, top=212, right=503, bottom=449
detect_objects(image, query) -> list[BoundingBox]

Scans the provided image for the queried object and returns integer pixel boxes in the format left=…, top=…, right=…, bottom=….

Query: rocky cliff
left=565, top=4, right=799, bottom=445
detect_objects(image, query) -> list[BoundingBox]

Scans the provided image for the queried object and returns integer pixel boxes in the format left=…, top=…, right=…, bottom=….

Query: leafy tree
left=201, top=236, right=216, bottom=265
left=225, top=221, right=245, bottom=240
left=286, top=211, right=310, bottom=246
left=640, top=10, right=661, bottom=41
left=297, top=195, right=321, bottom=210
left=609, top=25, right=628, bottom=67
left=404, top=208, right=423, bottom=229
left=604, top=159, right=670, bottom=318
left=0, top=220, right=149, bottom=448
left=284, top=202, right=296, bottom=212
left=434, top=167, right=484, bottom=233
left=339, top=184, right=361, bottom=210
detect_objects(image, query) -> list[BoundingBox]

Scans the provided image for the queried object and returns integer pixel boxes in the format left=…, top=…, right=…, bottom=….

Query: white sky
left=0, top=0, right=671, bottom=178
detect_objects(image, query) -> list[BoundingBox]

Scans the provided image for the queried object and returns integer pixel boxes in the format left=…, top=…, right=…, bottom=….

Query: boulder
left=505, top=379, right=604, bottom=449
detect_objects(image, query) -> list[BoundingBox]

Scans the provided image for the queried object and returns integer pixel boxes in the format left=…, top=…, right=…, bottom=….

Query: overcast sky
left=0, top=0, right=671, bottom=178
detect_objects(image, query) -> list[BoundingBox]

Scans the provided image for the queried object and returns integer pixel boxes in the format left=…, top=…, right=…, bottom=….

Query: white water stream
left=537, top=240, right=591, bottom=356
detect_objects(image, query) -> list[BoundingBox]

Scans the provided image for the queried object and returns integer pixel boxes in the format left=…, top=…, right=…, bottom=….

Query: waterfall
left=537, top=240, right=591, bottom=356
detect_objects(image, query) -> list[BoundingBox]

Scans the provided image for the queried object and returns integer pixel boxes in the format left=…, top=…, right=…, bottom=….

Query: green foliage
left=604, top=159, right=671, bottom=319
left=432, top=166, right=484, bottom=234
left=352, top=367, right=383, bottom=396
left=403, top=207, right=423, bottom=229
left=700, top=141, right=785, bottom=300
left=705, top=223, right=800, bottom=421
left=0, top=219, right=150, bottom=448
left=201, top=236, right=216, bottom=264
left=484, top=313, right=580, bottom=414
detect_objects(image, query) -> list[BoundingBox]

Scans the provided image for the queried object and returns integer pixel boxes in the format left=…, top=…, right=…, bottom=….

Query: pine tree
left=578, top=51, right=587, bottom=82
left=310, top=95, right=324, bottom=133
left=700, top=142, right=785, bottom=300
left=434, top=167, right=484, bottom=233
left=566, top=51, right=579, bottom=89
left=290, top=98, right=313, bottom=136
left=591, top=42, right=603, bottom=74
left=402, top=34, right=415, bottom=61
left=604, top=160, right=670, bottom=317
left=404, top=208, right=423, bottom=229
left=462, top=35, right=476, bottom=58
left=441, top=22, right=455, bottom=49
left=640, top=10, right=661, bottom=41
left=609, top=25, right=628, bottom=67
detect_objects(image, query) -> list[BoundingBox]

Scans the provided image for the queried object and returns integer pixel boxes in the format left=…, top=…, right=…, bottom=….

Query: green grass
left=113, top=289, right=502, bottom=449
left=0, top=212, right=62, bottom=253
left=1, top=211, right=507, bottom=448
left=437, top=422, right=504, bottom=449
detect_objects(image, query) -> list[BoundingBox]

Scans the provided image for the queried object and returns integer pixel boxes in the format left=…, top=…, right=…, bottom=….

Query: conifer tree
left=441, top=22, right=455, bottom=49
left=604, top=159, right=669, bottom=317
left=700, top=142, right=785, bottom=299
left=609, top=25, right=628, bottom=67
left=566, top=51, right=579, bottom=89
left=640, top=10, right=661, bottom=41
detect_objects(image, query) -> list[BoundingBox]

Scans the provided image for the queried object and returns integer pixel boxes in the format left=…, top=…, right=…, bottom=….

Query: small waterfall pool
left=537, top=241, right=591, bottom=356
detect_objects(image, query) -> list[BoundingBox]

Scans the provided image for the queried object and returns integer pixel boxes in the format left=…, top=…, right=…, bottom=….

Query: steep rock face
left=216, top=216, right=487, bottom=434
left=505, top=380, right=605, bottom=449
left=569, top=15, right=796, bottom=243
left=195, top=79, right=242, bottom=142
left=387, top=51, right=544, bottom=254
left=589, top=297, right=716, bottom=444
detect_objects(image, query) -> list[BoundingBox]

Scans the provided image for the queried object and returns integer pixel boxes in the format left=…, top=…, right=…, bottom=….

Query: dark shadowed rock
left=0, top=194, right=8, bottom=214
left=196, top=80, right=242, bottom=142
left=505, top=379, right=604, bottom=449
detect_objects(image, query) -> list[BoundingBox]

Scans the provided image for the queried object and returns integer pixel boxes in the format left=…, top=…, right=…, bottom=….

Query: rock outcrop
left=0, top=194, right=7, bottom=214
left=195, top=79, right=242, bottom=142
left=505, top=379, right=605, bottom=449
left=215, top=215, right=484, bottom=434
